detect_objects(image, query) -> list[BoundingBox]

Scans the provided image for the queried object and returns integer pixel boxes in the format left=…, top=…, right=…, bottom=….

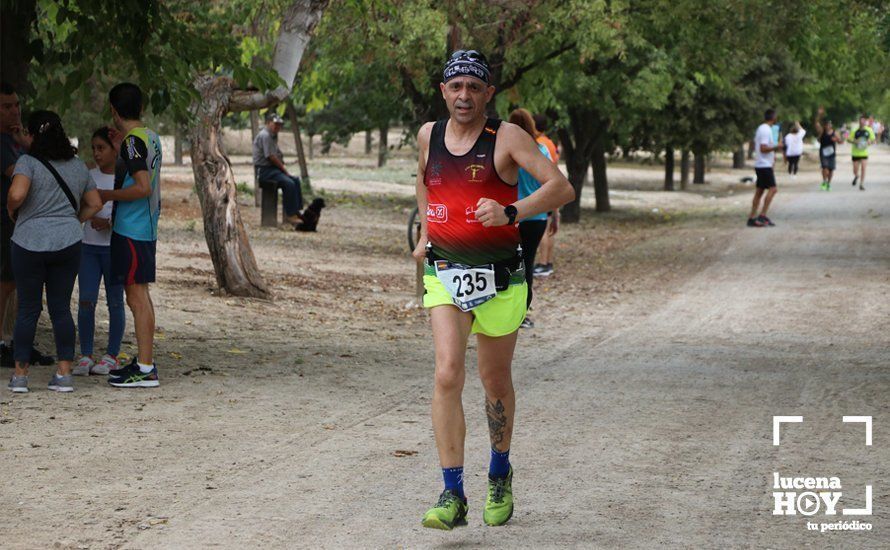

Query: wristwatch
left=504, top=204, right=518, bottom=225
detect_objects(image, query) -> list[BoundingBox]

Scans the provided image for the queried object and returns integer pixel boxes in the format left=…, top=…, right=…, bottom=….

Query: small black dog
left=295, top=198, right=325, bottom=232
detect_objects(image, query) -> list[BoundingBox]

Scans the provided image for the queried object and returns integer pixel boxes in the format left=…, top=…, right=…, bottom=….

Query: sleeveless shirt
left=424, top=118, right=519, bottom=265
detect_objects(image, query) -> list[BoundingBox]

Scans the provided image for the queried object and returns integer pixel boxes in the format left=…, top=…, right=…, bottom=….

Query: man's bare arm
left=475, top=123, right=574, bottom=227
left=503, top=123, right=574, bottom=220
left=412, top=122, right=434, bottom=260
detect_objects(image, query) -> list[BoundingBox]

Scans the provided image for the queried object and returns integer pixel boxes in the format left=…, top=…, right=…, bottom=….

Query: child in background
left=73, top=127, right=125, bottom=376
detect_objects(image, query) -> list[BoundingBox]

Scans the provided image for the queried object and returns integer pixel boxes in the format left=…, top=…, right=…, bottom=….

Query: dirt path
left=1, top=147, right=888, bottom=549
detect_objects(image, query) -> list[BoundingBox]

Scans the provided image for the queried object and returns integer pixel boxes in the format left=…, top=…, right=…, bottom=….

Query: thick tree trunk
left=185, top=0, right=327, bottom=299
left=693, top=150, right=706, bottom=184
left=664, top=146, right=675, bottom=191
left=308, top=134, right=314, bottom=159
left=250, top=110, right=261, bottom=206
left=190, top=76, right=270, bottom=299
left=591, top=137, right=610, bottom=212
left=365, top=130, right=372, bottom=155
left=377, top=124, right=389, bottom=167
left=557, top=108, right=598, bottom=223
left=680, top=149, right=690, bottom=189
left=732, top=144, right=745, bottom=168
left=285, top=101, right=311, bottom=190
left=0, top=0, right=37, bottom=92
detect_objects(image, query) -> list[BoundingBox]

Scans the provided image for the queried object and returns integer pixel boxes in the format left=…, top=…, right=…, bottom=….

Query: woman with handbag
left=6, top=111, right=102, bottom=393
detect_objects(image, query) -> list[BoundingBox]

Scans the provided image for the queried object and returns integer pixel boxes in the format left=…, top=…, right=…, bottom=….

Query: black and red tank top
left=424, top=118, right=519, bottom=265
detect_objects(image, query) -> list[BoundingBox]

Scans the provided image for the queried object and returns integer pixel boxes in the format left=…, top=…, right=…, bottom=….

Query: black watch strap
left=504, top=204, right=518, bottom=224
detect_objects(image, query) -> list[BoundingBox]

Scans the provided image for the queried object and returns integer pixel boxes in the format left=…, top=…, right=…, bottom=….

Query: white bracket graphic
left=842, top=416, right=872, bottom=446
left=773, top=416, right=803, bottom=446
left=843, top=485, right=873, bottom=515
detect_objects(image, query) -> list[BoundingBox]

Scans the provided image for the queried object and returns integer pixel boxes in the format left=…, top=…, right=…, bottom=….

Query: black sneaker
left=852, top=176, right=858, bottom=187
left=108, top=358, right=159, bottom=388
left=757, top=215, right=775, bottom=227
left=747, top=217, right=765, bottom=227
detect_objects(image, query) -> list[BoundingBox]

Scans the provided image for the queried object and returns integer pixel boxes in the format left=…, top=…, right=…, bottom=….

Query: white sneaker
left=73, top=356, right=94, bottom=376
left=92, top=354, right=118, bottom=375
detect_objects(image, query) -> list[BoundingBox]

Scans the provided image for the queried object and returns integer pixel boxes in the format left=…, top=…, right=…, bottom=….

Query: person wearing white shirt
left=783, top=122, right=805, bottom=177
left=73, top=127, right=125, bottom=376
left=749, top=108, right=783, bottom=227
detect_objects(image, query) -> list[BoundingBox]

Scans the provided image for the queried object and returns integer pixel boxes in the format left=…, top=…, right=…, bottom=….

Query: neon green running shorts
left=423, top=262, right=527, bottom=337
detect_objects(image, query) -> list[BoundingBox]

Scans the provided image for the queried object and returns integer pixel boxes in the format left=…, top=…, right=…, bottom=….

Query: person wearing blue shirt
left=508, top=109, right=551, bottom=329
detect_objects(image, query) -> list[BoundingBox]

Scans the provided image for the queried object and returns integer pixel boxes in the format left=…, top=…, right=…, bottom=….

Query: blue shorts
left=110, top=232, right=156, bottom=286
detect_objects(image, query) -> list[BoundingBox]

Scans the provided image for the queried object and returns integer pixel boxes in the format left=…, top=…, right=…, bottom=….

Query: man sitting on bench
left=253, top=111, right=303, bottom=224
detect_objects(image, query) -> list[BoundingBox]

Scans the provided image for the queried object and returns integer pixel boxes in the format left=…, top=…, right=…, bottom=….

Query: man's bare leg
left=125, top=283, right=155, bottom=365
left=760, top=187, right=778, bottom=217
left=749, top=187, right=765, bottom=219
left=477, top=328, right=519, bottom=525
left=477, top=330, right=518, bottom=453
left=430, top=305, right=474, bottom=469
left=859, top=159, right=867, bottom=189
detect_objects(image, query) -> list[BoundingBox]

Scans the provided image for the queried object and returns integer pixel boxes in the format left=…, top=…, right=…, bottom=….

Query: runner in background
left=847, top=113, right=876, bottom=191
left=748, top=108, right=782, bottom=227
left=508, top=108, right=551, bottom=329
left=532, top=113, right=559, bottom=278
left=814, top=107, right=841, bottom=191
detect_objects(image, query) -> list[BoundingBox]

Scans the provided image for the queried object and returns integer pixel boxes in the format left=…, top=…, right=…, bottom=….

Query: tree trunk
left=308, top=134, right=314, bottom=159
left=377, top=124, right=389, bottom=167
left=250, top=110, right=261, bottom=206
left=693, top=150, right=706, bottom=184
left=591, top=136, right=610, bottom=212
left=747, top=139, right=755, bottom=159
left=556, top=107, right=597, bottom=223
left=0, top=0, right=37, bottom=92
left=183, top=0, right=327, bottom=298
left=680, top=149, right=690, bottom=189
left=285, top=101, right=311, bottom=190
left=664, top=146, right=675, bottom=191
left=365, top=130, right=372, bottom=155
left=190, top=75, right=270, bottom=299
left=732, top=144, right=745, bottom=169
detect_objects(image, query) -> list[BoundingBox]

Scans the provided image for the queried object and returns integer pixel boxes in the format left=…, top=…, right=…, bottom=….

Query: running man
left=814, top=107, right=842, bottom=191
left=98, top=83, right=162, bottom=388
left=412, top=50, right=574, bottom=529
left=847, top=114, right=876, bottom=190
left=749, top=109, right=782, bottom=227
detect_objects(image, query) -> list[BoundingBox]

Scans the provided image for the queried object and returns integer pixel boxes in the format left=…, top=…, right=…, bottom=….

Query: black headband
left=443, top=50, right=491, bottom=85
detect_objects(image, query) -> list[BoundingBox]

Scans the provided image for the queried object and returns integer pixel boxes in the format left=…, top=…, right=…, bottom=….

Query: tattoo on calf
left=486, top=398, right=507, bottom=448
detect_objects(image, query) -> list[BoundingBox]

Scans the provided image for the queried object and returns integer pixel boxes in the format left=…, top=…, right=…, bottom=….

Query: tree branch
left=498, top=42, right=576, bottom=90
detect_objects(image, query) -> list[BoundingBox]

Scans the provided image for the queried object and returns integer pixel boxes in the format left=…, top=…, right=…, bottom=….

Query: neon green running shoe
left=483, top=468, right=514, bottom=526
left=422, top=490, right=468, bottom=530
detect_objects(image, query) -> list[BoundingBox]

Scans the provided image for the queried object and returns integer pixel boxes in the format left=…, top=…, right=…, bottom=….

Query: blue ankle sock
left=489, top=448, right=511, bottom=478
left=442, top=466, right=465, bottom=499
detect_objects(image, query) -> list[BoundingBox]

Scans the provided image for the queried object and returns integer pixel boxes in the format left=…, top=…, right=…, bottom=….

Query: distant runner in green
left=847, top=114, right=876, bottom=191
